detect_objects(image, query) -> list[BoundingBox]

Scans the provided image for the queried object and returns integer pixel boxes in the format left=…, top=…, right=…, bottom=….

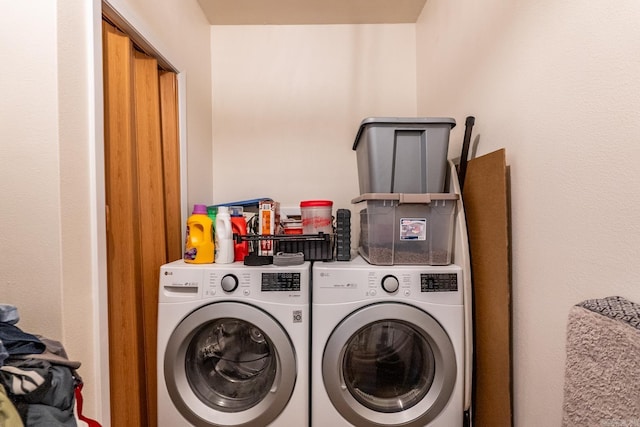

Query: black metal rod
left=458, top=116, right=475, bottom=191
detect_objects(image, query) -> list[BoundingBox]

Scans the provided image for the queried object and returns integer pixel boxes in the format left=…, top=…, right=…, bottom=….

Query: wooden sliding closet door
left=102, top=19, right=181, bottom=427
left=102, top=21, right=146, bottom=427
left=158, top=71, right=182, bottom=263
left=132, top=49, right=167, bottom=427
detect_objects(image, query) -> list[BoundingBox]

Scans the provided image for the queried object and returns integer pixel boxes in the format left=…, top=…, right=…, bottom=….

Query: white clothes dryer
left=311, top=256, right=466, bottom=427
left=157, top=260, right=310, bottom=427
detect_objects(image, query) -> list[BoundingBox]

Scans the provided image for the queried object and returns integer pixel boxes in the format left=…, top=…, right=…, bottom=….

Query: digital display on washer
left=261, top=272, right=301, bottom=292
left=420, top=273, right=458, bottom=292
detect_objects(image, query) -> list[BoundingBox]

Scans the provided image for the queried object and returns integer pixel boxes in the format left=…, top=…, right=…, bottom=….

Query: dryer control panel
left=312, top=256, right=462, bottom=305
left=420, top=273, right=458, bottom=292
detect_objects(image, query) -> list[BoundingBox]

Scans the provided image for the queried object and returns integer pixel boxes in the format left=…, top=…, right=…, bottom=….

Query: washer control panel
left=159, top=260, right=310, bottom=303
left=261, top=272, right=302, bottom=292
left=205, top=269, right=306, bottom=300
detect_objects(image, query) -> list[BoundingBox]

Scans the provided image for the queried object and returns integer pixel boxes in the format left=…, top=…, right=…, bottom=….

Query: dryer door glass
left=185, top=318, right=277, bottom=412
left=342, top=320, right=435, bottom=412
left=322, top=303, right=457, bottom=426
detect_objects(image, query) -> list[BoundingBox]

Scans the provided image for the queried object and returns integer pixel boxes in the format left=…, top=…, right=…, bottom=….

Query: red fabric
left=74, top=383, right=102, bottom=427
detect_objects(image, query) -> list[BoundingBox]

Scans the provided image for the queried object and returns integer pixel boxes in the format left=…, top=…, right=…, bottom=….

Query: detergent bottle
left=184, top=204, right=214, bottom=264
left=230, top=206, right=249, bottom=262
left=215, top=206, right=235, bottom=264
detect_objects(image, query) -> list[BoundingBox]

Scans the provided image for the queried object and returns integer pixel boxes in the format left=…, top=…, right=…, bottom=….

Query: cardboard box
left=462, top=149, right=512, bottom=427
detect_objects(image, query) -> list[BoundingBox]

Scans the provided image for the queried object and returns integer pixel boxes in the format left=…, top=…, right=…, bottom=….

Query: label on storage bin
left=399, top=218, right=427, bottom=240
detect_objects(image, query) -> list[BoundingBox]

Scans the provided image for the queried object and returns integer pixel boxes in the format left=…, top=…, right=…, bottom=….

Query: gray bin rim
left=352, top=117, right=456, bottom=150
left=351, top=192, right=459, bottom=205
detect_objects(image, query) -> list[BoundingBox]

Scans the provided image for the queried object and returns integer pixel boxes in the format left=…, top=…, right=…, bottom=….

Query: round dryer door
left=322, top=302, right=457, bottom=427
left=164, top=301, right=297, bottom=427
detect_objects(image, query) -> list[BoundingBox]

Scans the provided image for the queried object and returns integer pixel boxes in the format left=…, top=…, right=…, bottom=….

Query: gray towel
left=0, top=305, right=19, bottom=325
left=562, top=296, right=640, bottom=427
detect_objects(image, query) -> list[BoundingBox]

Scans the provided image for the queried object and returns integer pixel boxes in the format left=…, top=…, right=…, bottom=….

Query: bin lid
left=300, top=200, right=333, bottom=207
left=351, top=193, right=459, bottom=204
left=352, top=117, right=456, bottom=150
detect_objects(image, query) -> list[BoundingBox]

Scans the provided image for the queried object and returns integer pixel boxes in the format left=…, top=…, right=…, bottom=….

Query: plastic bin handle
left=399, top=193, right=431, bottom=204
left=399, top=193, right=459, bottom=204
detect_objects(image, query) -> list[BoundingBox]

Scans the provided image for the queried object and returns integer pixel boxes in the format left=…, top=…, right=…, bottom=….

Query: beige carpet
left=562, top=296, right=640, bottom=427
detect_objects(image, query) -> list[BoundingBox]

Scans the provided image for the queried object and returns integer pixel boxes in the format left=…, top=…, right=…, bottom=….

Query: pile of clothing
left=0, top=304, right=92, bottom=427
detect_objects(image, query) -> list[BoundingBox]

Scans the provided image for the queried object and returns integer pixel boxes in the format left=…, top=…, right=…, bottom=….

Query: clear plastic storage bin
left=352, top=193, right=458, bottom=265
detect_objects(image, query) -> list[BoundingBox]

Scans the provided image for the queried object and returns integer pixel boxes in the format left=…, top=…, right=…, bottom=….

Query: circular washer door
left=322, top=302, right=456, bottom=427
left=164, top=301, right=297, bottom=427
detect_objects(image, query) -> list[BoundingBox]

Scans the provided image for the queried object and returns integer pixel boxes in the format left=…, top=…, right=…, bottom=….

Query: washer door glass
left=164, top=302, right=297, bottom=427
left=186, top=318, right=277, bottom=412
left=342, top=320, right=435, bottom=413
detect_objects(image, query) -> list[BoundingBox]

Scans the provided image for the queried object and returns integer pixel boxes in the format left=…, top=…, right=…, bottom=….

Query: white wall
left=1, top=0, right=213, bottom=422
left=0, top=0, right=99, bottom=418
left=210, top=24, right=417, bottom=212
left=1, top=2, right=64, bottom=339
left=417, top=0, right=640, bottom=425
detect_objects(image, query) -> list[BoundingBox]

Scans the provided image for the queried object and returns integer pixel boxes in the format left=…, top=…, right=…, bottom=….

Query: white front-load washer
left=157, top=260, right=310, bottom=427
left=312, top=256, right=465, bottom=427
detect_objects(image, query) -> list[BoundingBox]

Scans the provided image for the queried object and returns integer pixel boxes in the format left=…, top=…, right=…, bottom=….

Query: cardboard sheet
left=462, top=149, right=512, bottom=426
